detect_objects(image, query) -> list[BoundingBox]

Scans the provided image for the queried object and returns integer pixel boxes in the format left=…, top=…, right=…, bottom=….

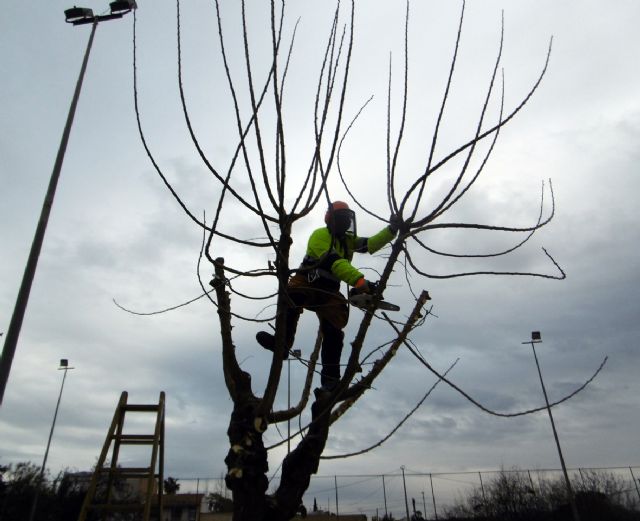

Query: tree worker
left=256, top=201, right=400, bottom=393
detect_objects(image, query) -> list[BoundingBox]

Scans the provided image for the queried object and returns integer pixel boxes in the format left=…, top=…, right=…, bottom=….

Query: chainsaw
left=348, top=282, right=400, bottom=312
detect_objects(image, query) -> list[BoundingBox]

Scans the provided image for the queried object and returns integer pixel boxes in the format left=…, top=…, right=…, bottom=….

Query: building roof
left=158, top=493, right=204, bottom=507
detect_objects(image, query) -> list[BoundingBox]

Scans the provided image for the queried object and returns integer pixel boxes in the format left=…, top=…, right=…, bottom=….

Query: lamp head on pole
left=110, top=0, right=137, bottom=15
left=64, top=7, right=94, bottom=24
left=65, top=1, right=137, bottom=26
left=58, top=359, right=74, bottom=370
left=531, top=331, right=542, bottom=343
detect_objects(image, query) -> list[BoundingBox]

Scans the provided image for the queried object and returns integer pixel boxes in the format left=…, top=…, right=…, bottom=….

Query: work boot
left=314, top=379, right=371, bottom=401
left=313, top=379, right=338, bottom=398
left=256, top=331, right=288, bottom=359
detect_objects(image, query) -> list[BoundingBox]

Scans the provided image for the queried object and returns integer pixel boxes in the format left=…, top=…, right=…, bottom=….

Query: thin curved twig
left=112, top=293, right=210, bottom=316
left=413, top=180, right=552, bottom=259
left=387, top=0, right=410, bottom=215
left=422, top=10, right=504, bottom=224
left=269, top=331, right=322, bottom=423
left=404, top=0, right=466, bottom=222
left=176, top=0, right=276, bottom=223
left=383, top=313, right=607, bottom=417
left=404, top=36, right=553, bottom=219
left=405, top=245, right=566, bottom=280
left=321, top=358, right=459, bottom=459
left=133, top=11, right=208, bottom=232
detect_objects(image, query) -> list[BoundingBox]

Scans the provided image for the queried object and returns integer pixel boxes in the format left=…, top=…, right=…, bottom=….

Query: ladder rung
left=124, top=404, right=160, bottom=412
left=89, top=503, right=145, bottom=512
left=98, top=466, right=154, bottom=478
left=114, top=434, right=156, bottom=444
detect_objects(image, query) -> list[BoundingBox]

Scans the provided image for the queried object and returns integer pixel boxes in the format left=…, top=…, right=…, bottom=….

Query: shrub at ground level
left=443, top=468, right=640, bottom=520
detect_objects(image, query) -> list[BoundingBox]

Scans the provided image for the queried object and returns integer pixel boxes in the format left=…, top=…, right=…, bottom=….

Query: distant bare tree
left=129, top=1, right=607, bottom=520
left=163, top=477, right=180, bottom=495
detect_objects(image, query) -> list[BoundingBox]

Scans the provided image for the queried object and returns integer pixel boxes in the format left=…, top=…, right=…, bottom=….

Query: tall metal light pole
left=28, top=359, right=75, bottom=521
left=0, top=1, right=137, bottom=405
left=287, top=349, right=301, bottom=454
left=401, top=466, right=410, bottom=521
left=524, top=331, right=580, bottom=521
left=382, top=474, right=388, bottom=519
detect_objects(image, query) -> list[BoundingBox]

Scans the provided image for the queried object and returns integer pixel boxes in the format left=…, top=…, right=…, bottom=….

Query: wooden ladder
left=78, top=391, right=165, bottom=521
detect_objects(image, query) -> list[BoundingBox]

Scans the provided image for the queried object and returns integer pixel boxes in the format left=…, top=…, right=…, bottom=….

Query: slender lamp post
left=0, top=1, right=137, bottom=405
left=524, top=331, right=580, bottom=521
left=401, top=466, right=411, bottom=521
left=28, top=359, right=75, bottom=521
left=287, top=349, right=302, bottom=454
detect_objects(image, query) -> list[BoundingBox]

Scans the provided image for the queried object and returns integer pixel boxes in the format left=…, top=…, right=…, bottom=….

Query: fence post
left=382, top=475, right=388, bottom=518
left=630, top=467, right=640, bottom=503
left=401, top=467, right=411, bottom=521
left=430, top=473, right=438, bottom=520
left=334, top=475, right=339, bottom=519
left=527, top=470, right=536, bottom=495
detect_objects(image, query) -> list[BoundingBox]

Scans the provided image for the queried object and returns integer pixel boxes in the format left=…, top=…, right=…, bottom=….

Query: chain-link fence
left=176, top=465, right=640, bottom=519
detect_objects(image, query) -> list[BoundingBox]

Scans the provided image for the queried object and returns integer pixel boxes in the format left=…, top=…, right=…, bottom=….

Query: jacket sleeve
left=330, top=258, right=364, bottom=286
left=366, top=226, right=396, bottom=253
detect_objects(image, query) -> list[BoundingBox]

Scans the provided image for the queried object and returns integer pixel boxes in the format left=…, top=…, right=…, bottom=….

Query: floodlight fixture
left=110, top=0, right=137, bottom=15
left=65, top=7, right=94, bottom=24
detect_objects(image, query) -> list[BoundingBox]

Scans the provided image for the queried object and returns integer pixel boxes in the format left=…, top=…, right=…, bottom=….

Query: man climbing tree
left=255, top=200, right=399, bottom=393
left=130, top=1, right=606, bottom=520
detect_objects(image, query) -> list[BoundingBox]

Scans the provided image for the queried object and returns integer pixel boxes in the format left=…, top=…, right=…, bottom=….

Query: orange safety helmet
left=324, top=201, right=350, bottom=224
left=325, top=200, right=356, bottom=236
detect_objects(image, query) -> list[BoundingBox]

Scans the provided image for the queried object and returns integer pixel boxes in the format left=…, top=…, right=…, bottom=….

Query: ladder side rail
left=77, top=391, right=128, bottom=521
left=158, top=392, right=166, bottom=518
left=142, top=392, right=165, bottom=521
left=104, top=392, right=129, bottom=512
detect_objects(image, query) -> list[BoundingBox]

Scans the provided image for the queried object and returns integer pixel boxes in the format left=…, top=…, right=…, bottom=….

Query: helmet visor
left=328, top=208, right=356, bottom=236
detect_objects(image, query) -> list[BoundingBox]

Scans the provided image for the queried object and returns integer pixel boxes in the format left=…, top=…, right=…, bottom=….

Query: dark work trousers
left=285, top=274, right=349, bottom=386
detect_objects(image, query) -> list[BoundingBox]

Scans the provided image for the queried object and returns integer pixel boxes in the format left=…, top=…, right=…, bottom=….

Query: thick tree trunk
left=224, top=398, right=271, bottom=520
left=225, top=393, right=333, bottom=521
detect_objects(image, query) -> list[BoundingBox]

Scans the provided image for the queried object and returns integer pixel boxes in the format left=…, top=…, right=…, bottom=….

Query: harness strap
left=300, top=255, right=341, bottom=284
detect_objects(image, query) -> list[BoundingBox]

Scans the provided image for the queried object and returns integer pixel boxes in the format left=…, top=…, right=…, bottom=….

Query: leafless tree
left=129, top=1, right=607, bottom=520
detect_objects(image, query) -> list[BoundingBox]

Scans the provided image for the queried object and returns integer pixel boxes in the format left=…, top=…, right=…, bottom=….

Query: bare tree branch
left=269, top=332, right=321, bottom=423
left=384, top=313, right=607, bottom=417
left=404, top=246, right=566, bottom=280
left=413, top=180, right=551, bottom=259
left=321, top=357, right=459, bottom=459
left=403, top=0, right=466, bottom=223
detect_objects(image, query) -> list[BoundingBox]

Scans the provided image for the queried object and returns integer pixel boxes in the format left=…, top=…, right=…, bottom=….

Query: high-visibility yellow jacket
left=301, top=226, right=395, bottom=287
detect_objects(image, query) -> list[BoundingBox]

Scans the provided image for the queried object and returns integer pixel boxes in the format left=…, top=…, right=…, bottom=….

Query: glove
left=388, top=214, right=402, bottom=234
left=354, top=277, right=372, bottom=294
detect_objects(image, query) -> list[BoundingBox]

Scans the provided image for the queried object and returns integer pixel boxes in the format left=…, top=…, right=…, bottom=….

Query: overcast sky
left=1, top=0, right=639, bottom=517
